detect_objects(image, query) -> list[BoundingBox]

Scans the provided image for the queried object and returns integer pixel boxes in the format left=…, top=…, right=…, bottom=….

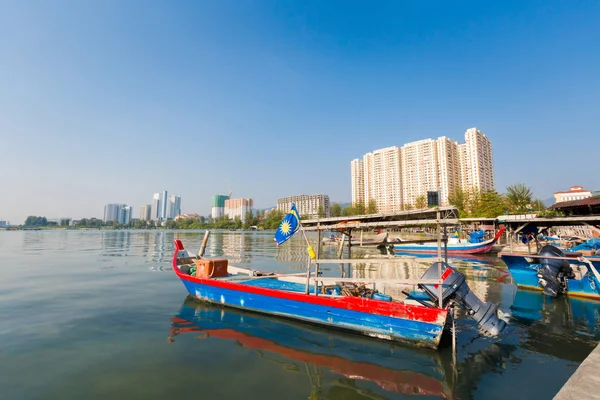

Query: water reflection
left=510, top=290, right=600, bottom=361
left=169, top=297, right=529, bottom=400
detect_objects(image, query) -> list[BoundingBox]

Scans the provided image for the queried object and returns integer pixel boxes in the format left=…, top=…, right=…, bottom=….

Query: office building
left=224, top=198, right=253, bottom=222
left=104, top=203, right=123, bottom=223
left=151, top=190, right=179, bottom=220
left=212, top=194, right=229, bottom=219
left=168, top=195, right=182, bottom=219
left=119, top=206, right=132, bottom=225
left=277, top=194, right=331, bottom=218
left=351, top=127, right=495, bottom=209
left=139, top=204, right=152, bottom=221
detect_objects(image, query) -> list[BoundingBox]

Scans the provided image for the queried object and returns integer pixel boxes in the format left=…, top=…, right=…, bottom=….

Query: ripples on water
left=0, top=230, right=598, bottom=400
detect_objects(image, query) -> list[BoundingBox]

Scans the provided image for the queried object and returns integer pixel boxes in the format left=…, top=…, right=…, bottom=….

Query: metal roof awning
left=301, top=206, right=460, bottom=231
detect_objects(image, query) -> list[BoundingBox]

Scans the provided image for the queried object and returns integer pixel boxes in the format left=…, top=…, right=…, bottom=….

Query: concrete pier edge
left=554, top=342, right=600, bottom=399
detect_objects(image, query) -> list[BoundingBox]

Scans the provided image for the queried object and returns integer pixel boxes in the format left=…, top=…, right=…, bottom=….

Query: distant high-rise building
left=104, top=203, right=123, bottom=222
left=364, top=146, right=403, bottom=212
left=462, top=128, right=494, bottom=192
left=104, top=203, right=131, bottom=224
left=351, top=127, right=495, bottom=209
left=277, top=194, right=331, bottom=218
left=159, top=190, right=168, bottom=220
left=0, top=220, right=8, bottom=228
left=350, top=158, right=365, bottom=206
left=152, top=193, right=160, bottom=220
left=212, top=194, right=229, bottom=219
left=224, top=198, right=253, bottom=222
left=151, top=190, right=171, bottom=220
left=119, top=206, right=132, bottom=225
left=168, top=195, right=182, bottom=219
left=139, top=204, right=152, bottom=221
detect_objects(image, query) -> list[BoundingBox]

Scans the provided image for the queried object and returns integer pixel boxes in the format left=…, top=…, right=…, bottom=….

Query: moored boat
left=393, top=228, right=505, bottom=255
left=322, top=231, right=389, bottom=247
left=172, top=237, right=508, bottom=349
left=500, top=244, right=600, bottom=300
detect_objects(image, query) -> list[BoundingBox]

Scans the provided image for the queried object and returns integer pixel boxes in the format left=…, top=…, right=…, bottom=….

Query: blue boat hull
left=501, top=254, right=600, bottom=300
left=179, top=278, right=446, bottom=349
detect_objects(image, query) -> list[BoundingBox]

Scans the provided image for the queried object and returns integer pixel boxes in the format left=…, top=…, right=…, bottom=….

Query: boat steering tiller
left=419, top=262, right=508, bottom=336
left=536, top=245, right=575, bottom=297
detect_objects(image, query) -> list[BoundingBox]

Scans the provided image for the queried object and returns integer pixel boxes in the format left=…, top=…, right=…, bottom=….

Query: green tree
left=353, top=201, right=366, bottom=215
left=367, top=199, right=378, bottom=214
left=331, top=203, right=342, bottom=217
left=471, top=190, right=506, bottom=218
left=243, top=210, right=254, bottom=229
left=506, top=183, right=533, bottom=214
left=317, top=205, right=326, bottom=218
left=531, top=198, right=546, bottom=212
left=404, top=203, right=414, bottom=211
left=415, top=195, right=427, bottom=209
left=448, top=188, right=470, bottom=217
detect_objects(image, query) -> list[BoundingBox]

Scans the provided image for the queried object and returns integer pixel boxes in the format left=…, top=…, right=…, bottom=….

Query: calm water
left=1, top=230, right=599, bottom=399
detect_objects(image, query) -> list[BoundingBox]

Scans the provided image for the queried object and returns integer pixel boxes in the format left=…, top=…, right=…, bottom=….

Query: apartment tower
left=351, top=127, right=495, bottom=209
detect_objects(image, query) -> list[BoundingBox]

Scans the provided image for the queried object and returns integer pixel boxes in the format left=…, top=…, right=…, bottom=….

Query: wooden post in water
left=314, top=228, right=321, bottom=295
left=443, top=224, right=448, bottom=264
left=305, top=257, right=311, bottom=295
left=337, top=233, right=346, bottom=277
left=437, top=209, right=442, bottom=308
left=199, top=230, right=210, bottom=258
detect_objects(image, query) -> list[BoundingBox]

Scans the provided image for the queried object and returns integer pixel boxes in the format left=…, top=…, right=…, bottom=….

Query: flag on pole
left=274, top=203, right=301, bottom=246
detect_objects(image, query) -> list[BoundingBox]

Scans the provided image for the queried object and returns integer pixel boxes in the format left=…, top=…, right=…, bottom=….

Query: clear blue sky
left=1, top=0, right=599, bottom=223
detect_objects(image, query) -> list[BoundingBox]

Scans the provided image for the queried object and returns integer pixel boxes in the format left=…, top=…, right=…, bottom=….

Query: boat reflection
left=169, top=297, right=519, bottom=399
left=510, top=289, right=600, bottom=361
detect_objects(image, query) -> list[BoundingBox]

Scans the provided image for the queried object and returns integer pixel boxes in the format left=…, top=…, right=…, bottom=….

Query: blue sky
left=1, top=0, right=599, bottom=223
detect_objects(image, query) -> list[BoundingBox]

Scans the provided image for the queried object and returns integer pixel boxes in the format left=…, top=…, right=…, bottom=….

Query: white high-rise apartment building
left=351, top=128, right=495, bottom=209
left=224, top=198, right=253, bottom=222
left=462, top=128, right=494, bottom=191
left=139, top=204, right=152, bottom=221
left=436, top=136, right=462, bottom=206
left=363, top=146, right=403, bottom=212
left=401, top=139, right=438, bottom=207
left=350, top=159, right=365, bottom=206
left=277, top=194, right=331, bottom=218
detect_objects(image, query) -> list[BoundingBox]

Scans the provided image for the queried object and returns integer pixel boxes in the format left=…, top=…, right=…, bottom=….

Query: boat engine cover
left=536, top=245, right=574, bottom=297
left=419, top=262, right=507, bottom=336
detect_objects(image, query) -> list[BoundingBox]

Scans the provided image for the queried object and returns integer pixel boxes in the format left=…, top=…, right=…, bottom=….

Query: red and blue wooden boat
left=172, top=239, right=449, bottom=349
left=393, top=228, right=505, bottom=255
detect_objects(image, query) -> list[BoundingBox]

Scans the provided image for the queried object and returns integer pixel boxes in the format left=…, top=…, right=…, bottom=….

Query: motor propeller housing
left=536, top=245, right=575, bottom=297
left=419, top=262, right=507, bottom=336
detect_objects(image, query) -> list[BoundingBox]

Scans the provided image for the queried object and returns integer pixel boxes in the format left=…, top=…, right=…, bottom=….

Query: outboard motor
left=419, top=262, right=507, bottom=336
left=536, top=245, right=575, bottom=297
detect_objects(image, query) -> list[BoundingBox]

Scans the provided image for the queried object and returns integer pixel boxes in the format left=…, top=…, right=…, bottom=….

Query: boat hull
left=501, top=254, right=600, bottom=301
left=178, top=276, right=447, bottom=349
left=393, top=228, right=505, bottom=255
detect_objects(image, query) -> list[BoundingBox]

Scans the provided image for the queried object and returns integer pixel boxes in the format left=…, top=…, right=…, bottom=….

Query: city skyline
left=2, top=2, right=599, bottom=223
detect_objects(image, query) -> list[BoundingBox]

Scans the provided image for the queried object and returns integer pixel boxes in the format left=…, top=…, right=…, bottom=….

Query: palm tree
left=506, top=183, right=533, bottom=214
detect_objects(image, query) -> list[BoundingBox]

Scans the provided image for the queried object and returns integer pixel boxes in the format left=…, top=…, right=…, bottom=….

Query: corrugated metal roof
left=549, top=195, right=600, bottom=209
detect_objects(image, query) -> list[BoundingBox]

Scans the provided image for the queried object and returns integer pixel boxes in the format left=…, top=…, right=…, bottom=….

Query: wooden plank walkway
left=554, top=342, right=600, bottom=399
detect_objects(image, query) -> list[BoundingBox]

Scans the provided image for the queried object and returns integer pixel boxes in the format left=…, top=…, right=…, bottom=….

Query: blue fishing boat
left=501, top=245, right=600, bottom=300
left=172, top=237, right=508, bottom=349
left=393, top=228, right=505, bottom=255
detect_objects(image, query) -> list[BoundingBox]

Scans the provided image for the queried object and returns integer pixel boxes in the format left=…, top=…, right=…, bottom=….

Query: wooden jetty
left=554, top=342, right=600, bottom=399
